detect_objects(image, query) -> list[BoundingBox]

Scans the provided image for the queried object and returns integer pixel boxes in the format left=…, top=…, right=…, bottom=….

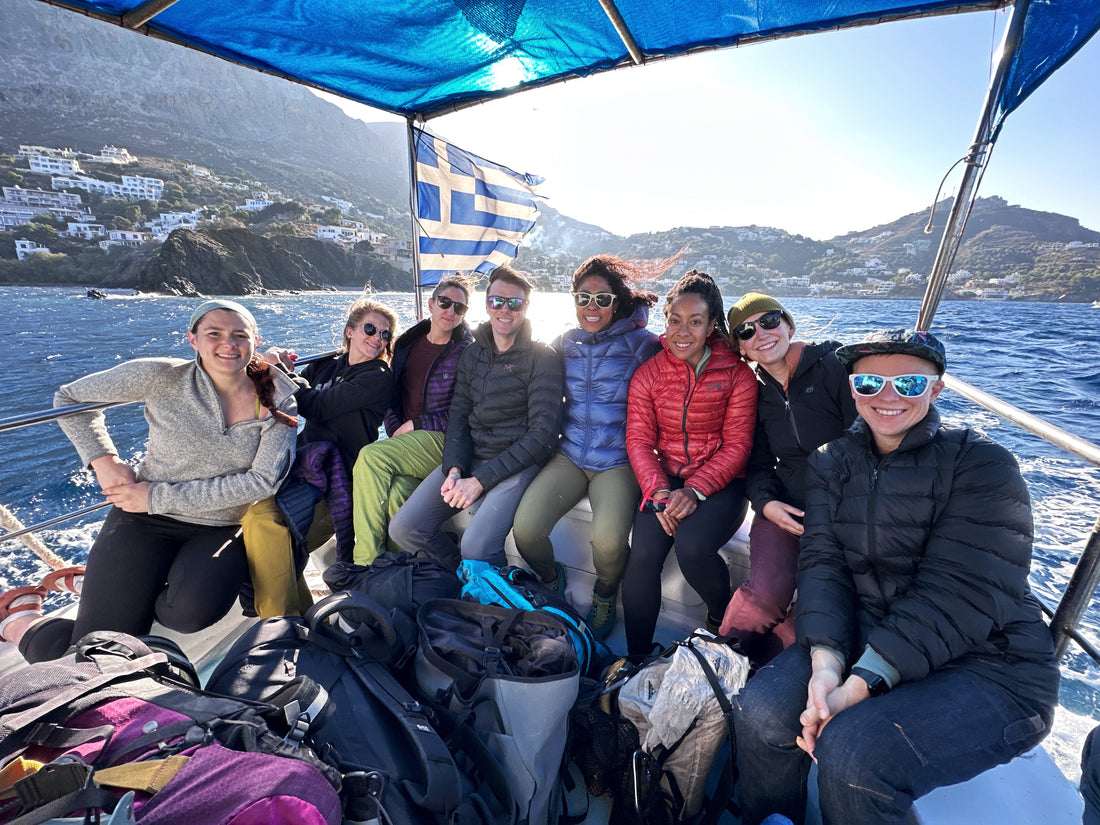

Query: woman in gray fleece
left=0, top=299, right=299, bottom=663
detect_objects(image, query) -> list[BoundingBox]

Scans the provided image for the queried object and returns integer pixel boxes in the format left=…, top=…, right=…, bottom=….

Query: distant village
left=2, top=144, right=413, bottom=270
left=4, top=144, right=1098, bottom=301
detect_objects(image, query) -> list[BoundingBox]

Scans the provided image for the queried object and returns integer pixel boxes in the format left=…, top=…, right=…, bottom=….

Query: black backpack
left=206, top=591, right=514, bottom=825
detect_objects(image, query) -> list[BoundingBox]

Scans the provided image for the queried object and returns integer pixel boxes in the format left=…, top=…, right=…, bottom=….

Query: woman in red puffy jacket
left=622, top=270, right=758, bottom=659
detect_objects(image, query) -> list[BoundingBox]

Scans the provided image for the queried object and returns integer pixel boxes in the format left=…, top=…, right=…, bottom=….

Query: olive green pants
left=512, top=452, right=639, bottom=591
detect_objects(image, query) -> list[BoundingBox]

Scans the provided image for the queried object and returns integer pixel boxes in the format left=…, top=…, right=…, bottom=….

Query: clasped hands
left=796, top=649, right=871, bottom=761
left=652, top=487, right=699, bottom=536
left=91, top=454, right=149, bottom=513
left=441, top=467, right=483, bottom=510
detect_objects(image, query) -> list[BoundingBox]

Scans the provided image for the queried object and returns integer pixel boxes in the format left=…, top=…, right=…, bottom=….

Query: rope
left=0, top=503, right=66, bottom=570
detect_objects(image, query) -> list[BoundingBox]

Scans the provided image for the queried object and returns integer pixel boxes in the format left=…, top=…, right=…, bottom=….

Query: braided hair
left=663, top=269, right=728, bottom=339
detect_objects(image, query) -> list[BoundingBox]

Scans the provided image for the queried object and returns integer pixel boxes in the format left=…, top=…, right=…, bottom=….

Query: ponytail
left=246, top=357, right=299, bottom=427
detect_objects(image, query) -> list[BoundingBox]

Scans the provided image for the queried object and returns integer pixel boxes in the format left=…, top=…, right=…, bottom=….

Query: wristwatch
left=850, top=666, right=891, bottom=697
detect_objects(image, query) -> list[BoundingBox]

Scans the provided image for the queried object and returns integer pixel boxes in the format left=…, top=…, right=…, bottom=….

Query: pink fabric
left=720, top=515, right=800, bottom=663
left=229, top=796, right=335, bottom=825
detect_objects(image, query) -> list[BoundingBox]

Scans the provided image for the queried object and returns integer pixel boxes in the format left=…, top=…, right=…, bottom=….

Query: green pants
left=512, top=451, right=640, bottom=591
left=351, top=429, right=446, bottom=565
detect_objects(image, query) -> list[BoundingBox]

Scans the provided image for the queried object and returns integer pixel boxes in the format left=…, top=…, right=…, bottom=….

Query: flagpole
left=406, top=117, right=424, bottom=321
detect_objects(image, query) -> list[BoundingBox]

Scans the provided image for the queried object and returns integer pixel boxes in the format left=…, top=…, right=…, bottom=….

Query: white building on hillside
left=98, top=229, right=148, bottom=250
left=62, top=222, right=107, bottom=239
left=15, top=239, right=51, bottom=260
left=2, top=187, right=82, bottom=211
left=241, top=198, right=273, bottom=211
left=30, top=155, right=82, bottom=175
left=50, top=174, right=163, bottom=202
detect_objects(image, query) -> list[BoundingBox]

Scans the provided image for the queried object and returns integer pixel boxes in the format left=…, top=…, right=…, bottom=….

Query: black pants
left=20, top=508, right=247, bottom=663
left=621, top=477, right=746, bottom=657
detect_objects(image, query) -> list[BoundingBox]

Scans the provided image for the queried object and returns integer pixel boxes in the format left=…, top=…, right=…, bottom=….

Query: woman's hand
left=763, top=500, right=805, bottom=536
left=442, top=476, right=483, bottom=510
left=392, top=420, right=415, bottom=437
left=103, top=481, right=151, bottom=513
left=797, top=649, right=845, bottom=759
left=90, top=455, right=136, bottom=492
left=262, top=347, right=299, bottom=370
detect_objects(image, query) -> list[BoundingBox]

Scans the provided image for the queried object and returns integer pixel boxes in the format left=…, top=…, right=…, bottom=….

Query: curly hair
left=342, top=298, right=399, bottom=361
left=571, top=255, right=658, bottom=321
left=663, top=269, right=728, bottom=338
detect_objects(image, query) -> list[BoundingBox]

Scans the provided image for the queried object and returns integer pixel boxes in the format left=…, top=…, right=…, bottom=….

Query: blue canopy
left=34, top=0, right=1100, bottom=124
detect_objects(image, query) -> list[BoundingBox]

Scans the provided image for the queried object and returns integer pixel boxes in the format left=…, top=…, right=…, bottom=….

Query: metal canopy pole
left=121, top=0, right=181, bottom=28
left=596, top=0, right=645, bottom=65
left=406, top=119, right=425, bottom=321
left=916, top=0, right=1030, bottom=332
left=1052, top=516, right=1100, bottom=659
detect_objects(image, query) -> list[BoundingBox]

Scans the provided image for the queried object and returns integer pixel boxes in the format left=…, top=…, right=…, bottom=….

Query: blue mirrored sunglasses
left=487, top=295, right=526, bottom=311
left=849, top=373, right=939, bottom=398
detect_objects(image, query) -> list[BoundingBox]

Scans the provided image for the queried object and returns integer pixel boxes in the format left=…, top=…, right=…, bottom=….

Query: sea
left=3, top=285, right=1100, bottom=780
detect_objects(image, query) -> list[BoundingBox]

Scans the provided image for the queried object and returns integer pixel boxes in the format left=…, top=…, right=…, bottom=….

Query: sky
left=316, top=9, right=1100, bottom=241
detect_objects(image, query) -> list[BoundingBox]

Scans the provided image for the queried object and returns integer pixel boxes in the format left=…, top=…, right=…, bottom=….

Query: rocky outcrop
left=125, top=228, right=410, bottom=295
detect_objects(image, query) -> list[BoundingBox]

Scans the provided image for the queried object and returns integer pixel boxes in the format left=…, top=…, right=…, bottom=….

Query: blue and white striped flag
left=413, top=127, right=544, bottom=286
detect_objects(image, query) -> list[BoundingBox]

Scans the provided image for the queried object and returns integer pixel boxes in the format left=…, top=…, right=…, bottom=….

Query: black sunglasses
left=487, top=295, right=526, bottom=311
left=362, top=322, right=392, bottom=342
left=734, top=310, right=784, bottom=341
left=573, top=292, right=616, bottom=308
left=434, top=295, right=468, bottom=315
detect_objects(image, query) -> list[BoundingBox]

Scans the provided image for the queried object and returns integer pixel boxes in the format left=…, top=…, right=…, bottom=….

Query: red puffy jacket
left=626, top=334, right=757, bottom=499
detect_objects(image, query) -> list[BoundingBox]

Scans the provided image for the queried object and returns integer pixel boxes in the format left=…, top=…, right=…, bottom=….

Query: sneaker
left=586, top=586, right=617, bottom=640
left=544, top=561, right=567, bottom=594
left=704, top=611, right=722, bottom=635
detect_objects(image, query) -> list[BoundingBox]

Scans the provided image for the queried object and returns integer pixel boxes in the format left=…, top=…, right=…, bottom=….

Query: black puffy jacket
left=441, top=320, right=563, bottom=492
left=744, top=340, right=857, bottom=513
left=797, top=409, right=1059, bottom=709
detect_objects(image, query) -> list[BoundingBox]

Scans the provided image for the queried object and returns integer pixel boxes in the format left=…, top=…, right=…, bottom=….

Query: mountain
left=0, top=0, right=408, bottom=216
left=2, top=0, right=1099, bottom=299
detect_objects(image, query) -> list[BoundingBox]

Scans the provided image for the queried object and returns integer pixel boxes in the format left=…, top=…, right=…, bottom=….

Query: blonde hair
left=342, top=298, right=398, bottom=360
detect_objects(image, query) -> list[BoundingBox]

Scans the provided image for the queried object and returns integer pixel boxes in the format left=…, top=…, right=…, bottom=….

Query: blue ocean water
left=3, top=286, right=1100, bottom=721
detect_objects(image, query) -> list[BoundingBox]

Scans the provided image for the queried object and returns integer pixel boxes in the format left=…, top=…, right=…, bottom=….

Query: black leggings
left=20, top=508, right=248, bottom=663
left=621, top=478, right=746, bottom=657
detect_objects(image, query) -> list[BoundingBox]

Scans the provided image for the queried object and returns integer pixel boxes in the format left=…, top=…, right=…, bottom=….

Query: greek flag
left=413, top=127, right=544, bottom=286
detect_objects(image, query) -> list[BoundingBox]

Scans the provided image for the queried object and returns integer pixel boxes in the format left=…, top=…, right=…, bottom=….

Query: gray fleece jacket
left=55, top=357, right=298, bottom=526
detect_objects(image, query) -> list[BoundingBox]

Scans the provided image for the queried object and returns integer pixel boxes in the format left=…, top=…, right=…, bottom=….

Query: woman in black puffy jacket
left=733, top=329, right=1059, bottom=825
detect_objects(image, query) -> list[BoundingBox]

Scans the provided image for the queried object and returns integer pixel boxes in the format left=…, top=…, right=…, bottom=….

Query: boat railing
left=1, top=363, right=1098, bottom=664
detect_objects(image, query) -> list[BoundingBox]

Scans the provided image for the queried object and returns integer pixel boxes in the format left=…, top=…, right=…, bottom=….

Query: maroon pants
left=719, top=514, right=800, bottom=663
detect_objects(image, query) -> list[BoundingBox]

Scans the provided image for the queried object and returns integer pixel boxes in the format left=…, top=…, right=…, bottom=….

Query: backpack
left=206, top=591, right=510, bottom=825
left=0, top=632, right=341, bottom=825
left=414, top=598, right=583, bottom=825
left=457, top=560, right=612, bottom=679
left=323, top=551, right=462, bottom=663
left=591, top=633, right=749, bottom=825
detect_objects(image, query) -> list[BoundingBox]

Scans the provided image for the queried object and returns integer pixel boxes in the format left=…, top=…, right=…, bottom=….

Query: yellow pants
left=240, top=497, right=326, bottom=618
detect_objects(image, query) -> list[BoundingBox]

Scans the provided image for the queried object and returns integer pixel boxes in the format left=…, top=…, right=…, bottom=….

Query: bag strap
left=95, top=755, right=190, bottom=794
left=304, top=591, right=402, bottom=662
left=1, top=653, right=167, bottom=737
left=344, top=654, right=462, bottom=815
left=680, top=640, right=740, bottom=825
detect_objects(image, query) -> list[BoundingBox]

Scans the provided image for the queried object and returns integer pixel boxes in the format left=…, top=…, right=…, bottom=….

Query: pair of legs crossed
left=351, top=429, right=445, bottom=565
left=734, top=644, right=1053, bottom=825
left=388, top=460, right=540, bottom=569
left=620, top=478, right=746, bottom=658
left=719, top=514, right=800, bottom=663
left=19, top=508, right=247, bottom=663
left=512, top=452, right=638, bottom=593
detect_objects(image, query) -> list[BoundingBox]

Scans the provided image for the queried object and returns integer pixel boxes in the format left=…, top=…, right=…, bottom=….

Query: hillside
left=2, top=0, right=1099, bottom=300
